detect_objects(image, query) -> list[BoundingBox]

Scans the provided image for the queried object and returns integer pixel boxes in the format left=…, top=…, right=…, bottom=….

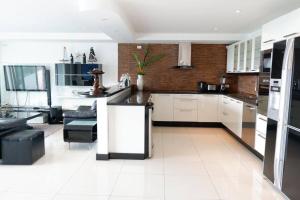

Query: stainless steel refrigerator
left=263, top=36, right=300, bottom=200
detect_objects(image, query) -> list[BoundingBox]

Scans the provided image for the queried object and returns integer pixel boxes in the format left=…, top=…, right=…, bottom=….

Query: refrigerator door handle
left=288, top=125, right=300, bottom=133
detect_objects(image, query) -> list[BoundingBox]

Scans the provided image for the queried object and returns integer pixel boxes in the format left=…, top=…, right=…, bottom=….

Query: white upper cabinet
left=238, top=42, right=246, bottom=72
left=226, top=45, right=234, bottom=73
left=227, top=36, right=261, bottom=73
left=261, top=8, right=300, bottom=51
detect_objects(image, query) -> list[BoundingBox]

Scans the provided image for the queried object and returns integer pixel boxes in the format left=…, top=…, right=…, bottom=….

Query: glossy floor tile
left=0, top=126, right=285, bottom=200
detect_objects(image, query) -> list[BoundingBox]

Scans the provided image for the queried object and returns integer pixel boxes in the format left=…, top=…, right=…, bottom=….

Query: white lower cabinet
left=221, top=96, right=243, bottom=138
left=152, top=94, right=174, bottom=121
left=198, top=95, right=219, bottom=122
left=173, top=94, right=198, bottom=122
left=255, top=114, right=267, bottom=155
left=152, top=93, right=244, bottom=139
left=255, top=131, right=266, bottom=156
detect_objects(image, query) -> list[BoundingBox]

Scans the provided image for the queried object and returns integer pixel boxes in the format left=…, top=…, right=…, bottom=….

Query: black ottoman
left=2, top=130, right=45, bottom=165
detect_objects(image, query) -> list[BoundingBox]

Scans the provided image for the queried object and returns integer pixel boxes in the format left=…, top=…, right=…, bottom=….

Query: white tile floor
left=0, top=126, right=285, bottom=200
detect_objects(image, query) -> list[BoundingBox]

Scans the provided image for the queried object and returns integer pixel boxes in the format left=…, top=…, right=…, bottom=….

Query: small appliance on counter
left=219, top=75, right=230, bottom=93
left=197, top=81, right=218, bottom=93
left=207, top=84, right=217, bottom=91
left=198, top=81, right=207, bottom=92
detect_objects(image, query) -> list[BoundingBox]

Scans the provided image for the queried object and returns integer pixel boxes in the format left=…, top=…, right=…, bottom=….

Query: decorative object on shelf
left=132, top=45, right=165, bottom=91
left=83, top=53, right=86, bottom=64
left=59, top=46, right=69, bottom=62
left=89, top=68, right=105, bottom=96
left=75, top=52, right=82, bottom=64
left=70, top=54, right=74, bottom=64
left=88, top=47, right=97, bottom=63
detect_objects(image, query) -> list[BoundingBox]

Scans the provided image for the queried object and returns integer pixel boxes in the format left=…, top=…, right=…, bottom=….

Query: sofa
left=0, top=118, right=28, bottom=159
left=63, top=101, right=97, bottom=124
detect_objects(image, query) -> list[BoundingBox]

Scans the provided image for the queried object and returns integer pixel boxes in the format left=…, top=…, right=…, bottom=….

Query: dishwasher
left=242, top=103, right=257, bottom=148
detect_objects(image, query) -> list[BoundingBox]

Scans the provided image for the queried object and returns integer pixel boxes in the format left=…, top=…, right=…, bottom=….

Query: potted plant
left=133, top=45, right=165, bottom=91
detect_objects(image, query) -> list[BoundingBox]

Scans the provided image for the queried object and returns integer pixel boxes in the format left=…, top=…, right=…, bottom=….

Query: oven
left=260, top=49, right=272, bottom=73
left=257, top=73, right=270, bottom=116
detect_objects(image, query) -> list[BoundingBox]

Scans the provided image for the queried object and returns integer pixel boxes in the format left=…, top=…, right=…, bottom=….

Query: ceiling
left=116, top=0, right=300, bottom=33
left=0, top=0, right=299, bottom=42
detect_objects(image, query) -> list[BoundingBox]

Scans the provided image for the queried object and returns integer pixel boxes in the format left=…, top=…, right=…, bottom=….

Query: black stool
left=2, top=130, right=45, bottom=165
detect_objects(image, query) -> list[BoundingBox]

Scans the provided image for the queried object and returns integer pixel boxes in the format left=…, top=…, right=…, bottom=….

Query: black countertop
left=151, top=90, right=224, bottom=95
left=78, top=85, right=131, bottom=98
left=226, top=93, right=258, bottom=106
left=152, top=90, right=257, bottom=105
left=108, top=91, right=152, bottom=106
left=107, top=89, right=258, bottom=107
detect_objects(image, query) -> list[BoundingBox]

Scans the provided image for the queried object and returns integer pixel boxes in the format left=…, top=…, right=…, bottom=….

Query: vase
left=137, top=74, right=144, bottom=91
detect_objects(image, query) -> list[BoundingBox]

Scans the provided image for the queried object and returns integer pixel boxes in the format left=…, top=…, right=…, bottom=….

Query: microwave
left=260, top=49, right=272, bottom=73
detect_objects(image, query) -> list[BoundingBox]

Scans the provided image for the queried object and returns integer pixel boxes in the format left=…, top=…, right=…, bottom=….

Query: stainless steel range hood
left=176, top=43, right=192, bottom=69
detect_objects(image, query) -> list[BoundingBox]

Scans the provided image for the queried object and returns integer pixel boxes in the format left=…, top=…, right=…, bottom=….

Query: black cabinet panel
left=263, top=118, right=278, bottom=182
left=282, top=128, right=300, bottom=200
left=271, top=40, right=286, bottom=79
left=55, top=64, right=100, bottom=86
left=289, top=37, right=300, bottom=129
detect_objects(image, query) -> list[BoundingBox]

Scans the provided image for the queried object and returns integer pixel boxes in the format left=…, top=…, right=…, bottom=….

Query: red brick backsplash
left=118, top=43, right=257, bottom=95
left=237, top=75, right=258, bottom=95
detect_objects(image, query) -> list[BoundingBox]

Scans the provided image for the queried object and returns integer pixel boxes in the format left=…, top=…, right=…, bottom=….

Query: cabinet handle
left=179, top=109, right=193, bottom=112
left=283, top=33, right=298, bottom=38
left=260, top=86, right=269, bottom=89
left=258, top=133, right=266, bottom=139
left=259, top=117, right=267, bottom=122
left=178, top=99, right=196, bottom=102
left=263, top=39, right=275, bottom=44
left=246, top=105, right=256, bottom=110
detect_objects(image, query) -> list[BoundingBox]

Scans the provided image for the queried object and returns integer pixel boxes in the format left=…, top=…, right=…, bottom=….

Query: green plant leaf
left=144, top=54, right=165, bottom=67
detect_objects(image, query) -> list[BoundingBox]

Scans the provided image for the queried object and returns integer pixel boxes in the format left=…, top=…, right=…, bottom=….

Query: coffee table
left=0, top=111, right=42, bottom=120
left=63, top=120, right=97, bottom=148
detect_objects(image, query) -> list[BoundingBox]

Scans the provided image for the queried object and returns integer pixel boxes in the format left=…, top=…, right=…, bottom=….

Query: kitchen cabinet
left=221, top=96, right=230, bottom=128
left=229, top=98, right=243, bottom=137
left=221, top=96, right=243, bottom=137
left=227, top=36, right=261, bottom=73
left=173, top=94, right=198, bottom=122
left=152, top=94, right=174, bottom=121
left=198, top=95, right=219, bottom=122
left=226, top=46, right=234, bottom=73
left=261, top=8, right=300, bottom=50
left=233, top=44, right=239, bottom=72
left=238, top=42, right=246, bottom=72
left=255, top=131, right=266, bottom=156
left=246, top=39, right=253, bottom=71
left=255, top=113, right=267, bottom=156
left=218, top=95, right=223, bottom=122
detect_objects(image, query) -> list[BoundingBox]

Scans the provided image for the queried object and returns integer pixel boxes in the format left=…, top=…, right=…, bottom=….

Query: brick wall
left=237, top=75, right=258, bottom=95
left=118, top=43, right=256, bottom=94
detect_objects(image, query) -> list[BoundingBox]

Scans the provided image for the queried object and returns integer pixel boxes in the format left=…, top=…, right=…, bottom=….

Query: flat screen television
left=4, top=65, right=47, bottom=91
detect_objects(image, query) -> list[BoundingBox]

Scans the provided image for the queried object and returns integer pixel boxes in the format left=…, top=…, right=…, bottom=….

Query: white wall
left=0, top=41, right=118, bottom=108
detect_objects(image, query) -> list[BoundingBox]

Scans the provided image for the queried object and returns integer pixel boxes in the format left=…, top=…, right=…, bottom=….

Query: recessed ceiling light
left=101, top=18, right=108, bottom=21
left=213, top=27, right=219, bottom=31
left=235, top=9, right=241, bottom=14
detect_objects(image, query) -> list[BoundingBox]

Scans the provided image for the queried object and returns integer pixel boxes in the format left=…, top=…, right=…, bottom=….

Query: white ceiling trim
left=135, top=33, right=247, bottom=44
left=0, top=33, right=113, bottom=42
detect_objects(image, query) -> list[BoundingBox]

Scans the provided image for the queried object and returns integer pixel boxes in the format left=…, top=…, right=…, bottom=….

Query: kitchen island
left=97, top=89, right=153, bottom=160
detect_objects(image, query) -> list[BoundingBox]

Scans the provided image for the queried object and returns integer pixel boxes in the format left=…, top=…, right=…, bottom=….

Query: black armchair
left=63, top=101, right=97, bottom=124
